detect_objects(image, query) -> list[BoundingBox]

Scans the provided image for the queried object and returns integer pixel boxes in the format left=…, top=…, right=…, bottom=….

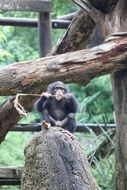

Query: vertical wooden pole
left=112, top=69, right=127, bottom=190
left=38, top=12, right=52, bottom=57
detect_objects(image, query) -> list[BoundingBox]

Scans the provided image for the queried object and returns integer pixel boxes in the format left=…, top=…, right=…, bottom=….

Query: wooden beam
left=0, top=0, right=52, bottom=12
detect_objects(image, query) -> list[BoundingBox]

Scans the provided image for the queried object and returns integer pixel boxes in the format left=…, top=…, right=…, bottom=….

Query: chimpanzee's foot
left=41, top=120, right=51, bottom=130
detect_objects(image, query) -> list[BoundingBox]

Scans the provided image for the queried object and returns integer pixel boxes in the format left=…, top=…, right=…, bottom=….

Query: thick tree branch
left=51, top=10, right=95, bottom=55
left=0, top=35, right=127, bottom=96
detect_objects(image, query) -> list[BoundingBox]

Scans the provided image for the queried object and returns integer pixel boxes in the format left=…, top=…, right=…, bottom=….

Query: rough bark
left=112, top=70, right=127, bottom=190
left=51, top=10, right=95, bottom=55
left=74, top=0, right=127, bottom=189
left=21, top=127, right=100, bottom=190
left=0, top=10, right=96, bottom=143
left=99, top=1, right=127, bottom=190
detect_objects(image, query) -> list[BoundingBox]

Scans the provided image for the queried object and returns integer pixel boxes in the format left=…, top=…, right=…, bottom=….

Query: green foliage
left=19, top=111, right=39, bottom=124
left=0, top=25, right=38, bottom=65
left=0, top=11, right=39, bottom=65
left=52, top=0, right=76, bottom=18
left=92, top=156, right=114, bottom=190
left=76, top=129, right=115, bottom=190
left=0, top=185, right=20, bottom=190
left=51, top=0, right=76, bottom=46
left=69, top=75, right=114, bottom=124
left=0, top=132, right=32, bottom=166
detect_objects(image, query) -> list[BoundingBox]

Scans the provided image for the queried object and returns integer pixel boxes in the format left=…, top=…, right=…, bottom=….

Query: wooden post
left=38, top=12, right=52, bottom=57
left=112, top=69, right=127, bottom=190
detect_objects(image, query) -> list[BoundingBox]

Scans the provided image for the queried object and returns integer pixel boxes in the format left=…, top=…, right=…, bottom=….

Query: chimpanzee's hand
left=55, top=120, right=62, bottom=127
left=41, top=92, right=51, bottom=98
left=68, top=113, right=75, bottom=119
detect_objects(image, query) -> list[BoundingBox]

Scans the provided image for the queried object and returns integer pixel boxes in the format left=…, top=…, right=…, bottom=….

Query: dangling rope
left=13, top=93, right=41, bottom=117
left=14, top=93, right=58, bottom=117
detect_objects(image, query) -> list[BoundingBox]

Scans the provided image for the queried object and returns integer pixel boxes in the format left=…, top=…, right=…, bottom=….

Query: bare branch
left=73, top=0, right=104, bottom=23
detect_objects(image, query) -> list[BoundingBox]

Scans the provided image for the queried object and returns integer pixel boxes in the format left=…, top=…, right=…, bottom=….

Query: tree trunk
left=101, top=1, right=127, bottom=190
left=21, top=127, right=100, bottom=190
left=73, top=0, right=127, bottom=189
left=112, top=70, right=127, bottom=190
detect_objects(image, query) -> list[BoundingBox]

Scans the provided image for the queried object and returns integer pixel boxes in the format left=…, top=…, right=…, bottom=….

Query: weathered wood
left=0, top=96, right=35, bottom=143
left=10, top=123, right=116, bottom=132
left=0, top=35, right=127, bottom=96
left=112, top=69, right=127, bottom=190
left=0, top=10, right=96, bottom=143
left=21, top=127, right=101, bottom=190
left=0, top=98, right=20, bottom=143
left=0, top=0, right=52, bottom=12
left=51, top=10, right=95, bottom=55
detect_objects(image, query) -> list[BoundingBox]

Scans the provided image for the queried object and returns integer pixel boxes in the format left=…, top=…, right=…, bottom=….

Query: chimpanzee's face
left=47, top=81, right=68, bottom=95
left=54, top=86, right=65, bottom=95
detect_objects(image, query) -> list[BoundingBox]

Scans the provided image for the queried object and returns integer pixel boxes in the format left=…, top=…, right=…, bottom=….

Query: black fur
left=34, top=81, right=78, bottom=133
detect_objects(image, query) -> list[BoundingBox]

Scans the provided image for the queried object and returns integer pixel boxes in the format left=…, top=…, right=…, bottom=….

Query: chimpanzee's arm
left=48, top=114, right=56, bottom=126
left=34, top=92, right=51, bottom=112
left=34, top=96, right=47, bottom=112
left=60, top=113, right=75, bottom=128
left=64, top=94, right=78, bottom=113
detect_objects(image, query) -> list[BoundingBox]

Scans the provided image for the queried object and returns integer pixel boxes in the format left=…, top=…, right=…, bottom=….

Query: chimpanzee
left=34, top=81, right=78, bottom=133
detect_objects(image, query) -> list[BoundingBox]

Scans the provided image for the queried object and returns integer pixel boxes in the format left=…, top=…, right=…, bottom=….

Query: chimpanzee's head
left=47, top=81, right=69, bottom=96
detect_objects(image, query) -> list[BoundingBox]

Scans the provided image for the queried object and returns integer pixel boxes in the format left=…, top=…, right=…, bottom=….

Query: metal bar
left=10, top=123, right=116, bottom=133
left=0, top=178, right=21, bottom=185
left=38, top=12, right=52, bottom=57
left=52, top=19, right=71, bottom=29
left=0, top=0, right=52, bottom=12
left=0, top=17, right=71, bottom=29
left=0, top=168, right=22, bottom=185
